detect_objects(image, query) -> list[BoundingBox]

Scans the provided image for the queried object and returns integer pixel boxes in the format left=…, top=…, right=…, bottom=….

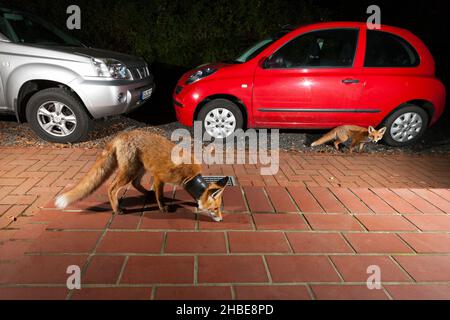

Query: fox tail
left=55, top=145, right=117, bottom=209
left=311, top=131, right=337, bottom=147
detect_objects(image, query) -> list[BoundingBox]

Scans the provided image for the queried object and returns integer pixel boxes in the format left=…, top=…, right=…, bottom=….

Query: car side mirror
left=258, top=57, right=268, bottom=68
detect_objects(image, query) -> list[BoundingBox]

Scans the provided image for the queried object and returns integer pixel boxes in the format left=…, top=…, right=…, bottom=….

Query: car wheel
left=26, top=88, right=92, bottom=143
left=197, top=99, right=244, bottom=139
left=382, top=104, right=429, bottom=147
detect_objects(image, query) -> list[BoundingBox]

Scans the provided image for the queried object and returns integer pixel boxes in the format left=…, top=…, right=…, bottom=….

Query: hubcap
left=36, top=101, right=77, bottom=137
left=204, top=108, right=236, bottom=139
left=390, top=112, right=423, bottom=143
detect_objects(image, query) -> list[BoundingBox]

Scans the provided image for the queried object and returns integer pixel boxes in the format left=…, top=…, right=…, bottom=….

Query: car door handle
left=342, top=78, right=360, bottom=84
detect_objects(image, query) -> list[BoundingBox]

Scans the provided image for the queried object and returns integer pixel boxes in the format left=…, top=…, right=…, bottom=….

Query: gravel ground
left=1, top=111, right=450, bottom=155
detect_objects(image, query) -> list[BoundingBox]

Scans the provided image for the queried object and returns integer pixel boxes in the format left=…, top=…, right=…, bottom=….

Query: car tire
left=26, top=88, right=92, bottom=143
left=197, top=99, right=244, bottom=140
left=382, top=104, right=429, bottom=147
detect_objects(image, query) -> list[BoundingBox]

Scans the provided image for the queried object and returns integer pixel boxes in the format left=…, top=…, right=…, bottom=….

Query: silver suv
left=0, top=7, right=154, bottom=143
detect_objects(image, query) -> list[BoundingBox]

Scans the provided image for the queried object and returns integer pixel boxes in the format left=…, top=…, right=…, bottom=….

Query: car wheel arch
left=382, top=99, right=434, bottom=128
left=16, top=80, right=92, bottom=123
left=194, top=94, right=249, bottom=128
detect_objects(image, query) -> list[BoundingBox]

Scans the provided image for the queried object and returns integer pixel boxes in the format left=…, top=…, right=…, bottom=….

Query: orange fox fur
left=55, top=130, right=228, bottom=221
left=311, top=125, right=386, bottom=152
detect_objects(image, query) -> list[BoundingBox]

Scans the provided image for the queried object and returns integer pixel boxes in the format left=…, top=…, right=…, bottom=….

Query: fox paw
left=115, top=207, right=125, bottom=215
left=159, top=205, right=169, bottom=213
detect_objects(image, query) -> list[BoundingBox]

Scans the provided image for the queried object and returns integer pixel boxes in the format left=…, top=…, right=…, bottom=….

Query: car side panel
left=0, top=42, right=92, bottom=110
left=360, top=72, right=446, bottom=126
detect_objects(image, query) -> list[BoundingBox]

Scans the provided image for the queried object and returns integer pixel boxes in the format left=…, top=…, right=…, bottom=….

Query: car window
left=0, top=10, right=83, bottom=47
left=265, top=29, right=359, bottom=69
left=364, top=30, right=420, bottom=67
left=0, top=15, right=13, bottom=39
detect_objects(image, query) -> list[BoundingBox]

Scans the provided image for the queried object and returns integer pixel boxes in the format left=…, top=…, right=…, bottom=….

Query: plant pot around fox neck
left=184, top=174, right=209, bottom=200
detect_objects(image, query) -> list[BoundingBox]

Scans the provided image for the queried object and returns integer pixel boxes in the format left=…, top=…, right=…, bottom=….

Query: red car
left=173, top=22, right=446, bottom=146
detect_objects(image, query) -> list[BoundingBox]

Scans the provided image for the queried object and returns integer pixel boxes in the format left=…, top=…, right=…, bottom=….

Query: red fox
left=311, top=125, right=387, bottom=152
left=55, top=130, right=229, bottom=222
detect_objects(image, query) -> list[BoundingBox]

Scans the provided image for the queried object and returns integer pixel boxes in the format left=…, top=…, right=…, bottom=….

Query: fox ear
left=379, top=127, right=387, bottom=135
left=210, top=187, right=225, bottom=199
left=216, top=176, right=230, bottom=188
left=368, top=126, right=375, bottom=133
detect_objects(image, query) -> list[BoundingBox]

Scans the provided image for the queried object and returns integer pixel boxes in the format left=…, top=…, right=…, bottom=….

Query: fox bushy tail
left=55, top=145, right=117, bottom=209
left=311, top=131, right=337, bottom=147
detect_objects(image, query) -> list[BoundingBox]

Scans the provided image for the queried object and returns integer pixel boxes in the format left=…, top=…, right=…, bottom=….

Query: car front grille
left=130, top=66, right=150, bottom=80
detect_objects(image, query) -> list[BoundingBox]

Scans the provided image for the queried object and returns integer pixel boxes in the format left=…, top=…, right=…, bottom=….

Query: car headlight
left=185, top=67, right=217, bottom=85
left=91, top=58, right=131, bottom=80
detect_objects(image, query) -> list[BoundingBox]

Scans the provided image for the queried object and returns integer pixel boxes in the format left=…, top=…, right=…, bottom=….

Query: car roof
left=290, top=21, right=414, bottom=36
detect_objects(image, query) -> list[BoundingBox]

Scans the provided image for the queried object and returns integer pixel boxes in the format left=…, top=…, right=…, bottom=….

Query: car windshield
left=0, top=9, right=84, bottom=47
left=235, top=38, right=275, bottom=63
left=234, top=29, right=291, bottom=63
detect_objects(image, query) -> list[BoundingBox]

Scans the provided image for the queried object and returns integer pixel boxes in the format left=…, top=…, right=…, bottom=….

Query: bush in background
left=2, top=0, right=327, bottom=67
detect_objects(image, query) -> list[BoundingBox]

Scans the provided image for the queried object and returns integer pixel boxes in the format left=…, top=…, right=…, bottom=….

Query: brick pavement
left=0, top=147, right=449, bottom=300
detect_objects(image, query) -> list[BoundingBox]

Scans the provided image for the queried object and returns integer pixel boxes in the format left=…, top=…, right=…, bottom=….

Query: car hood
left=193, top=62, right=235, bottom=71
left=180, top=62, right=237, bottom=82
left=37, top=46, right=146, bottom=66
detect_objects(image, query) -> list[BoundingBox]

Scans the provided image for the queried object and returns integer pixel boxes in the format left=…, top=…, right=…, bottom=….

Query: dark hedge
left=1, top=0, right=328, bottom=68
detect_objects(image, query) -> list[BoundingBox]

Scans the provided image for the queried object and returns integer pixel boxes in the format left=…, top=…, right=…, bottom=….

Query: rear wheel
left=382, top=104, right=429, bottom=147
left=26, top=88, right=92, bottom=143
left=197, top=99, right=244, bottom=139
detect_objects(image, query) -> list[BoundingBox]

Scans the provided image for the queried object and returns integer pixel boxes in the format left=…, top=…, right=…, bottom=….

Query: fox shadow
left=91, top=190, right=197, bottom=215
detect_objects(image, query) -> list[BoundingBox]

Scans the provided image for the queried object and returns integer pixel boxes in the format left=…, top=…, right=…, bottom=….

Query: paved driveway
left=0, top=147, right=450, bottom=300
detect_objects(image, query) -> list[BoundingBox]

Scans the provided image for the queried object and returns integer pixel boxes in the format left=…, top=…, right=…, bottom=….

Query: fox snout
left=210, top=214, right=223, bottom=222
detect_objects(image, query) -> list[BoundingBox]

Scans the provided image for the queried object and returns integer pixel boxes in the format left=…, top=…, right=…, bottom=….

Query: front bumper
left=70, top=77, right=155, bottom=119
left=173, top=85, right=199, bottom=126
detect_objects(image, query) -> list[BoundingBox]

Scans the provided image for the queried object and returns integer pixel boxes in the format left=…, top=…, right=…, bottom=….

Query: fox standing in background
left=55, top=130, right=229, bottom=222
left=311, top=125, right=387, bottom=152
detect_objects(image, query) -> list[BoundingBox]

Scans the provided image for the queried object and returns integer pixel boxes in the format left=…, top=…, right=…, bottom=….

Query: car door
left=359, top=29, right=422, bottom=126
left=252, top=28, right=366, bottom=128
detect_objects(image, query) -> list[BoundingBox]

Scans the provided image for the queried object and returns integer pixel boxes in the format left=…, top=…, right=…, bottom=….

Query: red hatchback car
left=173, top=22, right=446, bottom=146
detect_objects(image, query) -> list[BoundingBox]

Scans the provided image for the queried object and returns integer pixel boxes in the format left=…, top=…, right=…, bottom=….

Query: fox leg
left=153, top=176, right=168, bottom=213
left=334, top=140, right=342, bottom=150
left=108, top=170, right=134, bottom=214
left=334, top=137, right=348, bottom=151
left=132, top=169, right=148, bottom=195
left=349, top=141, right=360, bottom=153
left=335, top=133, right=349, bottom=151
left=358, top=143, right=366, bottom=153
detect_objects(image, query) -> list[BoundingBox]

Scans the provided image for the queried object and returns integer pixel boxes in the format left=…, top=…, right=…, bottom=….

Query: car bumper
left=71, top=77, right=155, bottom=119
left=173, top=85, right=199, bottom=126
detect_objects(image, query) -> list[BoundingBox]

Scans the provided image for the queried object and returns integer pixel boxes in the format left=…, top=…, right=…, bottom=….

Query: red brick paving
left=71, top=287, right=152, bottom=300
left=311, top=285, right=389, bottom=300
left=398, top=233, right=450, bottom=253
left=304, top=214, right=364, bottom=231
left=155, top=286, right=232, bottom=300
left=0, top=147, right=449, bottom=300
left=385, top=285, right=450, bottom=300
left=331, top=256, right=412, bottom=282
left=343, top=233, right=413, bottom=254
left=228, top=231, right=291, bottom=253
left=355, top=215, right=418, bottom=231
left=286, top=233, right=353, bottom=253
left=165, top=232, right=227, bottom=253
left=83, top=255, right=125, bottom=284
left=234, top=285, right=311, bottom=300
left=266, top=255, right=341, bottom=283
